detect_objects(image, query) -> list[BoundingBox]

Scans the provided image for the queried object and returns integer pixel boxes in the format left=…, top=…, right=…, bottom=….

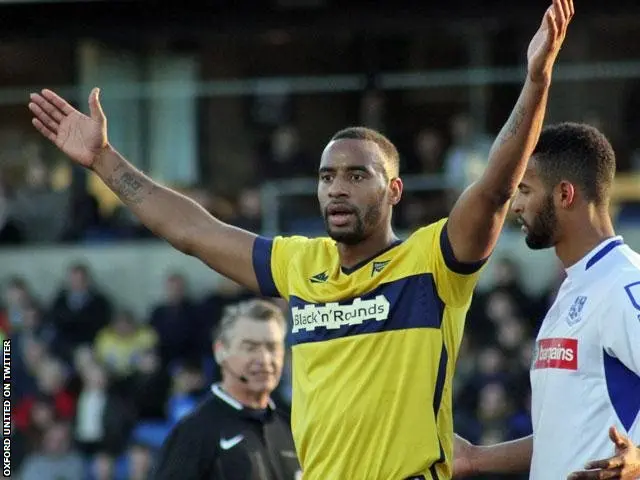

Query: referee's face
left=318, top=139, right=394, bottom=245
left=224, top=317, right=285, bottom=394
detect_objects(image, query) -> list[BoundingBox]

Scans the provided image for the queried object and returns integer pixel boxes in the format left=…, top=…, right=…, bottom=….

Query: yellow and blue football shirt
left=252, top=218, right=485, bottom=480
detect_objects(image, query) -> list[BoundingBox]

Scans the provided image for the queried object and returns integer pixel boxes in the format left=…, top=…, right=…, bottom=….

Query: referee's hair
left=213, top=298, right=286, bottom=345
left=533, top=122, right=616, bottom=207
left=331, top=126, right=400, bottom=178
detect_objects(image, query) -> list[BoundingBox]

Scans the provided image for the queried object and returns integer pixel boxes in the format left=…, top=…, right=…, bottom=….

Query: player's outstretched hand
left=527, top=0, right=574, bottom=84
left=567, top=426, right=640, bottom=480
left=28, top=87, right=108, bottom=169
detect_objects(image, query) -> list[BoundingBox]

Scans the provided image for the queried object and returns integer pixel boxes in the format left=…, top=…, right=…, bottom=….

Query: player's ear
left=558, top=181, right=575, bottom=208
left=389, top=177, right=403, bottom=206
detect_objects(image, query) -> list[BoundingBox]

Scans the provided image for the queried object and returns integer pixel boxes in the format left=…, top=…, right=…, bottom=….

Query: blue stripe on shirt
left=252, top=236, right=279, bottom=297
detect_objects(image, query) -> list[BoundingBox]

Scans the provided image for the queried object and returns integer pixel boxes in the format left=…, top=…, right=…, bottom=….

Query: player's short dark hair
left=213, top=298, right=286, bottom=345
left=331, top=126, right=400, bottom=178
left=532, top=122, right=616, bottom=206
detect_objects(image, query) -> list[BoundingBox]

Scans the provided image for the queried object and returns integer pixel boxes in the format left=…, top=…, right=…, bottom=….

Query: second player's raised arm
left=92, top=148, right=262, bottom=292
left=445, top=0, right=573, bottom=264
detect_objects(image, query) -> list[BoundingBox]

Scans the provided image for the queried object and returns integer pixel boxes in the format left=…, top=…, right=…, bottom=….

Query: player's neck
left=338, top=228, right=398, bottom=269
left=221, top=380, right=270, bottom=410
left=554, top=209, right=615, bottom=269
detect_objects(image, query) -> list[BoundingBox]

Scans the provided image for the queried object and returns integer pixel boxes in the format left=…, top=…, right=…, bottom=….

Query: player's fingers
left=567, top=0, right=574, bottom=18
left=585, top=456, right=624, bottom=471
left=608, top=426, right=627, bottom=448
left=597, top=467, right=622, bottom=480
left=568, top=467, right=621, bottom=480
left=32, top=118, right=58, bottom=143
left=568, top=471, right=598, bottom=480
left=88, top=87, right=106, bottom=123
left=553, top=0, right=566, bottom=30
left=29, top=92, right=65, bottom=123
left=41, top=89, right=75, bottom=115
left=546, top=8, right=559, bottom=40
left=28, top=102, right=60, bottom=132
left=559, top=0, right=571, bottom=24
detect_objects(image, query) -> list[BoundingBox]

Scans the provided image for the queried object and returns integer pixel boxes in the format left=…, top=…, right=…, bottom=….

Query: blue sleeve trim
left=603, top=350, right=640, bottom=431
left=252, top=236, right=280, bottom=297
left=439, top=221, right=488, bottom=275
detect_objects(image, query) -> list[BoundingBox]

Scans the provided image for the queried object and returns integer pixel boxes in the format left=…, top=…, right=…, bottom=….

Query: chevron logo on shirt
left=371, top=260, right=391, bottom=277
left=310, top=271, right=329, bottom=283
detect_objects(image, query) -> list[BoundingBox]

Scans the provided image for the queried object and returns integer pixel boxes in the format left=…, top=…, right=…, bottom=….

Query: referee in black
left=152, top=299, right=301, bottom=480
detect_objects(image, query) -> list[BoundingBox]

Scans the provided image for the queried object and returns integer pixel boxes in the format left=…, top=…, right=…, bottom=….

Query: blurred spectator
left=198, top=277, right=254, bottom=362
left=10, top=156, right=69, bottom=243
left=18, top=421, right=85, bottom=480
left=48, top=263, right=112, bottom=362
left=14, top=357, right=75, bottom=434
left=476, top=382, right=513, bottom=443
left=443, top=113, right=493, bottom=200
left=74, top=361, right=135, bottom=476
left=258, top=125, right=311, bottom=180
left=165, top=358, right=207, bottom=426
left=230, top=187, right=263, bottom=232
left=405, top=127, right=445, bottom=175
left=60, top=189, right=112, bottom=243
left=13, top=337, right=48, bottom=402
left=0, top=171, right=25, bottom=246
left=2, top=276, right=33, bottom=332
left=149, top=272, right=199, bottom=368
left=490, top=257, right=535, bottom=322
left=128, top=444, right=155, bottom=480
left=95, top=309, right=158, bottom=378
left=359, top=88, right=386, bottom=132
left=126, top=349, right=171, bottom=423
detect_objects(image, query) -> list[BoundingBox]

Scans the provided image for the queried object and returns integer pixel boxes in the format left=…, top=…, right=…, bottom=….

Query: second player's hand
left=527, top=0, right=574, bottom=84
left=29, top=87, right=108, bottom=168
left=567, top=427, right=640, bottom=480
left=452, top=435, right=478, bottom=478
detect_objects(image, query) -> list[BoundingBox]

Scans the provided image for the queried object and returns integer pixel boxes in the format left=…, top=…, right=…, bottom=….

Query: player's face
left=225, top=317, right=285, bottom=394
left=511, top=160, right=558, bottom=250
left=318, top=139, right=396, bottom=245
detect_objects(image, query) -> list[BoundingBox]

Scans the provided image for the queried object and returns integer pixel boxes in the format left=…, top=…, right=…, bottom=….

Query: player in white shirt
left=453, top=123, right=640, bottom=480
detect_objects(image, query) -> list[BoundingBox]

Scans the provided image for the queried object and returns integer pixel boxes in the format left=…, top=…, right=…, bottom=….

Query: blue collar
left=585, top=238, right=624, bottom=270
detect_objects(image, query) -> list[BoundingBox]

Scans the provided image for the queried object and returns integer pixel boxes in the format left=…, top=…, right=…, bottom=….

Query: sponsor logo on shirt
left=291, top=295, right=390, bottom=333
left=533, top=338, right=578, bottom=370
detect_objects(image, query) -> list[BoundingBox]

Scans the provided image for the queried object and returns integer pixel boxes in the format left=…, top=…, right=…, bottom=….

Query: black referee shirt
left=152, top=384, right=301, bottom=480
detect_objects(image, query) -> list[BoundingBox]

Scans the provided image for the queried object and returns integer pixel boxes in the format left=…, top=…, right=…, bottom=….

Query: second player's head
left=318, top=127, right=403, bottom=245
left=511, top=122, right=616, bottom=250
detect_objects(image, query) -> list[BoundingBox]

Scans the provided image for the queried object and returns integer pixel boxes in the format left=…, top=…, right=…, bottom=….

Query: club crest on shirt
left=566, top=295, right=587, bottom=326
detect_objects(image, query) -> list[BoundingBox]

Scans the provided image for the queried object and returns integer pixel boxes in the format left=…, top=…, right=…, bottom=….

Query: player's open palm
left=527, top=0, right=574, bottom=84
left=28, top=87, right=108, bottom=168
left=568, top=426, right=640, bottom=480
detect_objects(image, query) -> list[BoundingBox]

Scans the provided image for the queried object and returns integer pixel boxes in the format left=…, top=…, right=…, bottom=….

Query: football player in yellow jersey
left=28, top=2, right=572, bottom=478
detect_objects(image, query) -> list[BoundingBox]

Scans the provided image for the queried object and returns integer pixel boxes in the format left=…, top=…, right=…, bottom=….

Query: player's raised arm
left=445, top=0, right=574, bottom=264
left=29, top=88, right=262, bottom=293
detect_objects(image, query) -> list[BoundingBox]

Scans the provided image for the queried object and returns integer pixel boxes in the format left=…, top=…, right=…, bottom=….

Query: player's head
left=214, top=299, right=286, bottom=395
left=318, top=126, right=403, bottom=245
left=511, top=122, right=616, bottom=250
